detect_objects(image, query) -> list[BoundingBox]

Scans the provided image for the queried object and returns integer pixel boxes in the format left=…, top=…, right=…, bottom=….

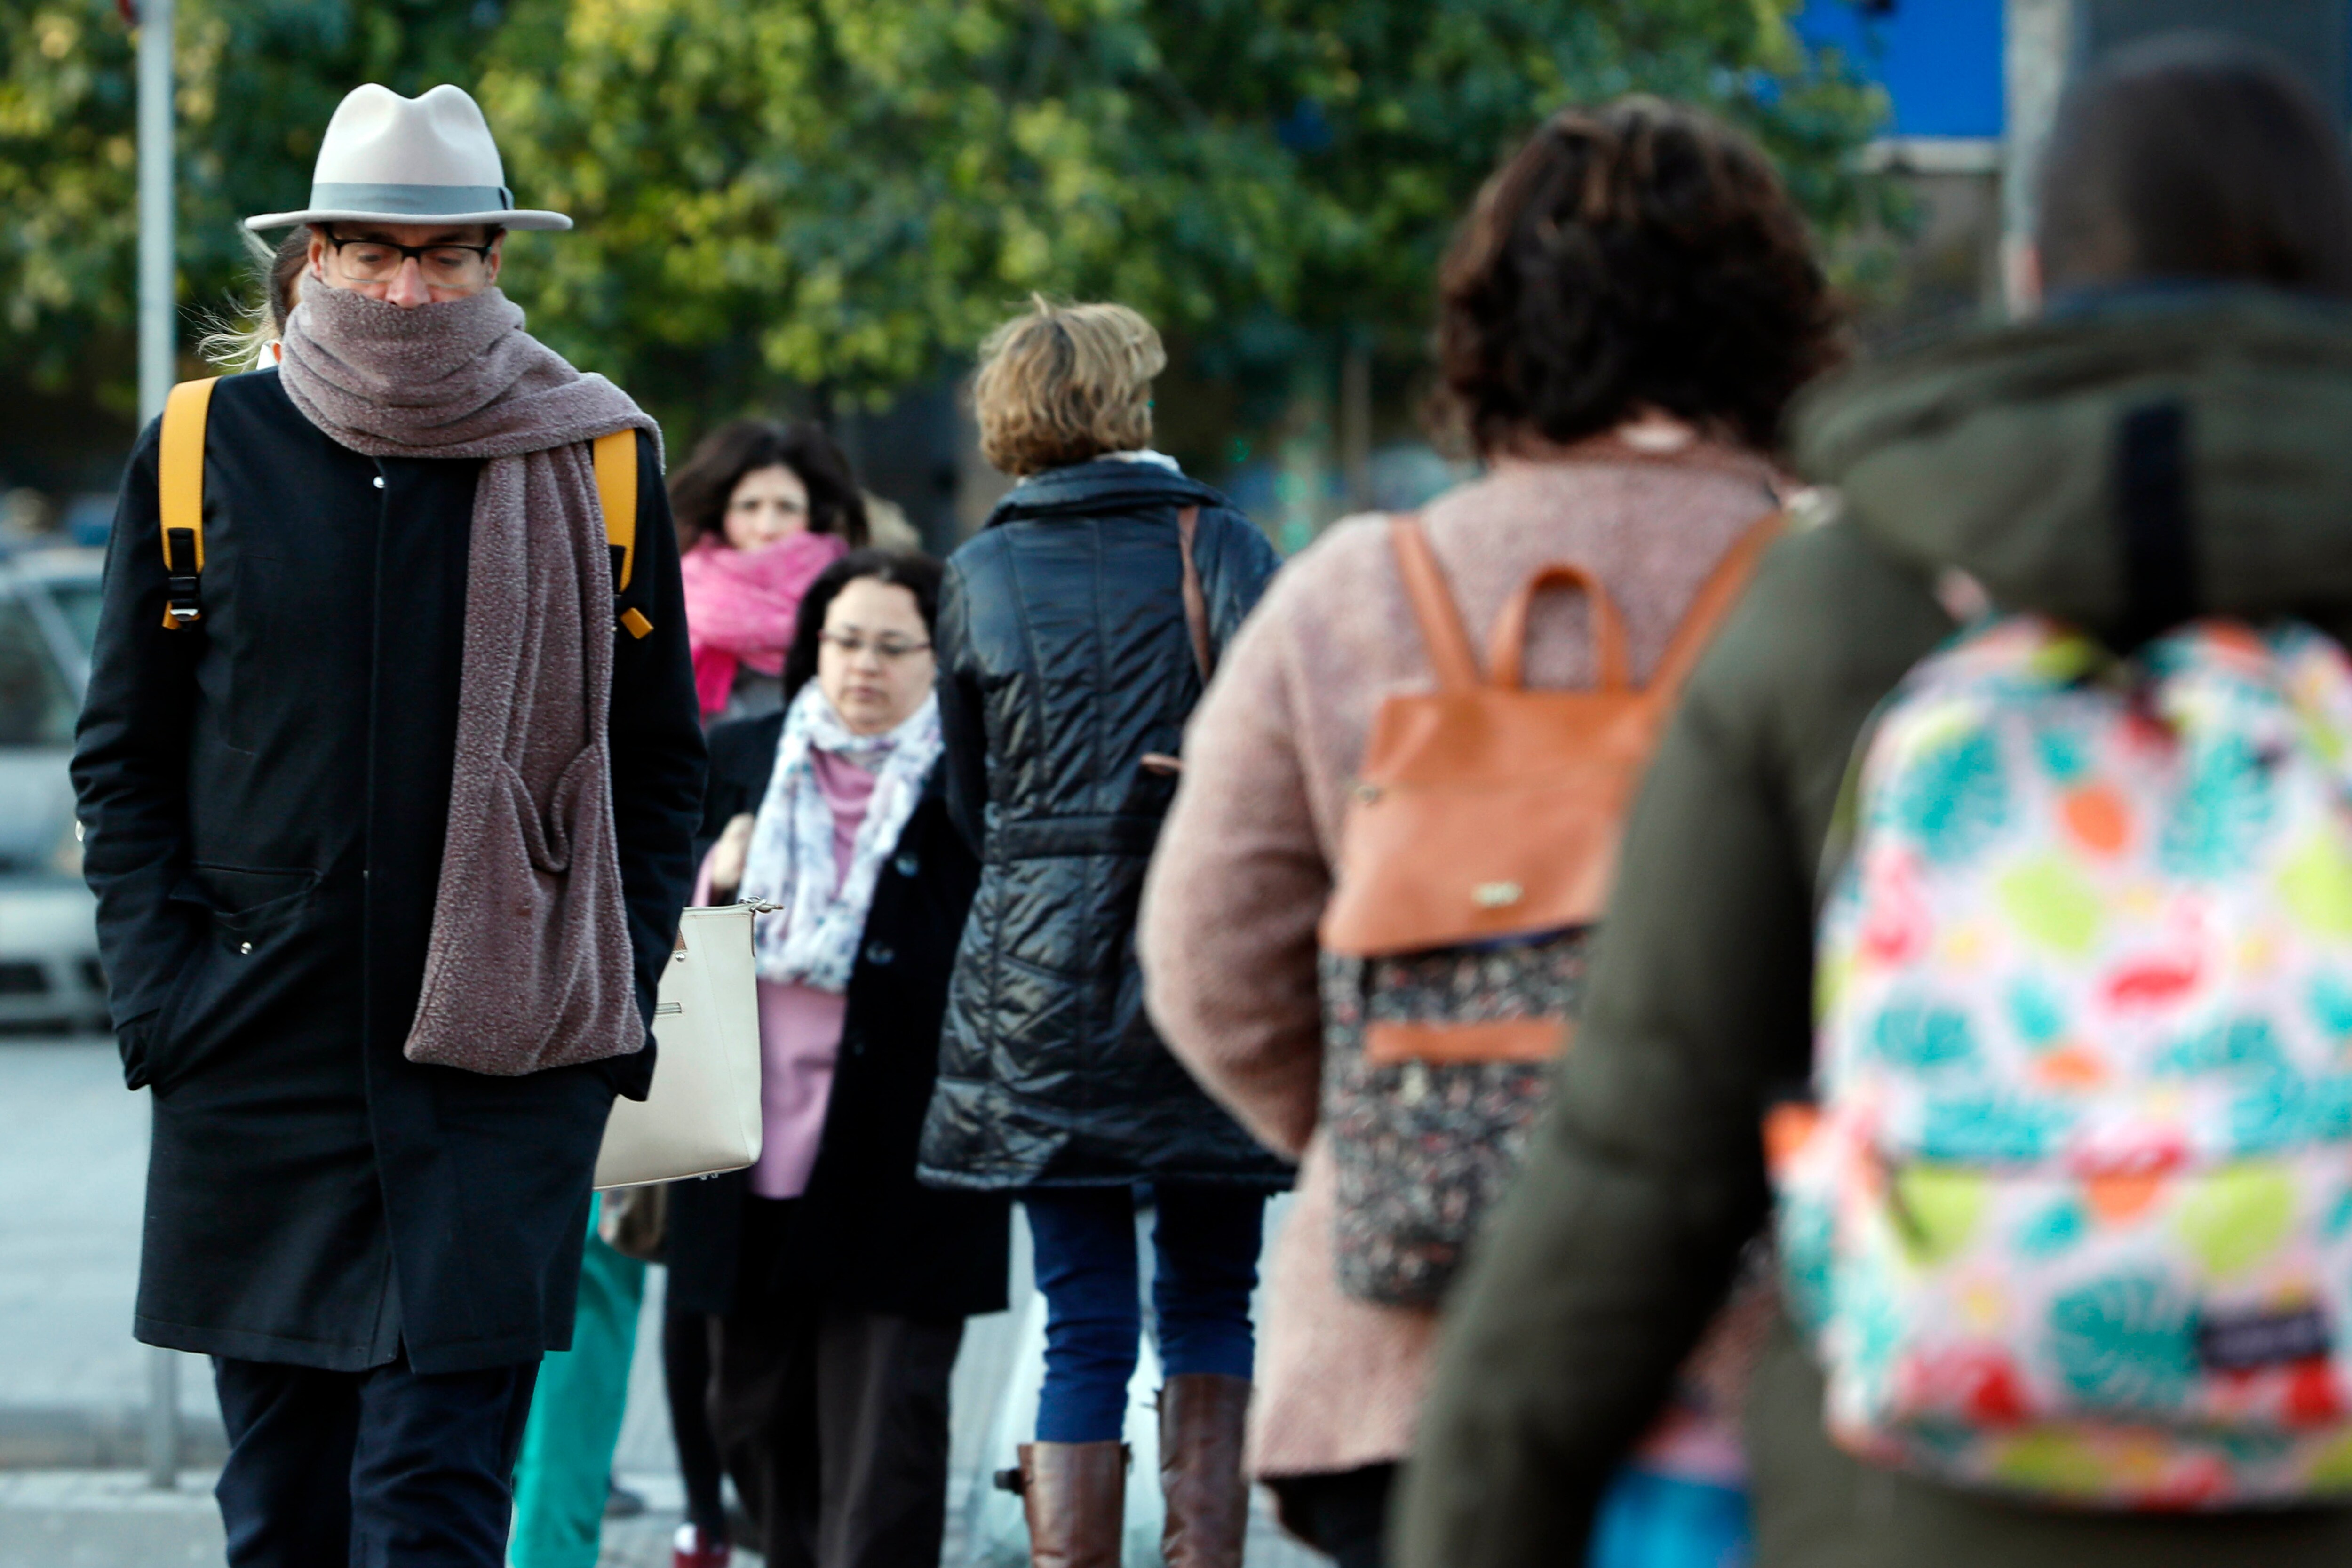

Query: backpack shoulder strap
left=157, top=377, right=219, bottom=631
left=1176, top=505, right=1212, bottom=683
left=1389, top=514, right=1481, bottom=691
left=594, top=428, right=637, bottom=592
left=1645, top=508, right=1785, bottom=700
left=593, top=429, right=652, bottom=639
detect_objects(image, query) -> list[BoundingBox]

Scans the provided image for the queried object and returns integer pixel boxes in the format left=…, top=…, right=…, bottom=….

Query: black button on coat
left=916, top=459, right=1294, bottom=1191
left=71, top=368, right=707, bottom=1374
left=662, top=710, right=1009, bottom=1321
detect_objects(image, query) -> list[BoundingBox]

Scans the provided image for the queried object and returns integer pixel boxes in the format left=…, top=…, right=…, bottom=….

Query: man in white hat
left=72, top=84, right=706, bottom=1567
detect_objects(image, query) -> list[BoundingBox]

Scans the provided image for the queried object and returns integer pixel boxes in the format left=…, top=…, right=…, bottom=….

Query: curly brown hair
left=1432, top=96, right=1842, bottom=457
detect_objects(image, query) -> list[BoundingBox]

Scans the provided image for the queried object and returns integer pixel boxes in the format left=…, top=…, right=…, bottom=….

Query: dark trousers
left=711, top=1300, right=965, bottom=1568
left=663, top=1307, right=731, bottom=1539
left=211, top=1353, right=539, bottom=1568
left=1268, top=1464, right=1395, bottom=1568
left=1024, top=1182, right=1266, bottom=1443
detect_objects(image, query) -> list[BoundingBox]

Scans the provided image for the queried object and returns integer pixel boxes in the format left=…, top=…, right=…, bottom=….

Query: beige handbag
left=592, top=901, right=771, bottom=1190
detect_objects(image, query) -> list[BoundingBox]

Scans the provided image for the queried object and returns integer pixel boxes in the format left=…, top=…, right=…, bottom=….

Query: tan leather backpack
left=1314, top=507, right=1781, bottom=1305
left=1319, top=509, right=1783, bottom=1060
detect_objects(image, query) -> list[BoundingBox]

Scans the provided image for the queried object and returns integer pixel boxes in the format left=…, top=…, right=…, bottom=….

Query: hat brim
left=244, top=207, right=573, bottom=232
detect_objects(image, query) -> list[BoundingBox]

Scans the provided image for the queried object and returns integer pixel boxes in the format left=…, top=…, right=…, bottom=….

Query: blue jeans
left=1025, top=1184, right=1265, bottom=1444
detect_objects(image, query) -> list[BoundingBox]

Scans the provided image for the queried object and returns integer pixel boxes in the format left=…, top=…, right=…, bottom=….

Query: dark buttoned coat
left=662, top=710, right=1009, bottom=1322
left=72, top=365, right=706, bottom=1374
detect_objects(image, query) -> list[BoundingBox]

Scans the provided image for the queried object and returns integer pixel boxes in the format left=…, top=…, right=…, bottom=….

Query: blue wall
left=1794, top=0, right=2005, bottom=138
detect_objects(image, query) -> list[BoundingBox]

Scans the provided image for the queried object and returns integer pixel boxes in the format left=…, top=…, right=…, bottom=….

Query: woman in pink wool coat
left=673, top=419, right=868, bottom=724
left=1139, top=96, right=1842, bottom=1568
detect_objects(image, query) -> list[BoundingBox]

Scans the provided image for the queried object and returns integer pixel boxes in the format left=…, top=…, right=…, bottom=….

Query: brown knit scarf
left=279, top=284, right=659, bottom=1076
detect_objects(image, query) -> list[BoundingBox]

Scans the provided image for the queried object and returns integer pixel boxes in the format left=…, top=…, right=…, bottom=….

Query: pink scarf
left=682, top=532, right=848, bottom=718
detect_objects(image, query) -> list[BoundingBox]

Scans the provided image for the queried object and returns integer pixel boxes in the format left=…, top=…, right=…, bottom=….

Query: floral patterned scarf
left=740, top=680, right=942, bottom=990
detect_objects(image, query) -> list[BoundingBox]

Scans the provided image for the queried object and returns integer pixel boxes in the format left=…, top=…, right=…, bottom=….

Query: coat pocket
left=145, top=866, right=323, bottom=1095
left=405, top=742, right=638, bottom=1075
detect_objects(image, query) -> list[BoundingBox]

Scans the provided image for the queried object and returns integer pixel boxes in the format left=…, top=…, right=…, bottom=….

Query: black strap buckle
left=162, top=526, right=203, bottom=624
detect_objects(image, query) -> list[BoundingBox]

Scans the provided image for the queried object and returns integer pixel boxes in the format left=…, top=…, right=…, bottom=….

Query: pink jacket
left=1140, top=439, right=1782, bottom=1476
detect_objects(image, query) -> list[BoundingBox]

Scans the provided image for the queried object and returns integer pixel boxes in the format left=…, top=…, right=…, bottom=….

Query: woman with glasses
left=667, top=549, right=1010, bottom=1568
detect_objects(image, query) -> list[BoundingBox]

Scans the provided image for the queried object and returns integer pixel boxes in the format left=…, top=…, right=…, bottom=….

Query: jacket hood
left=1791, top=287, right=2352, bottom=632
left=985, top=457, right=1231, bottom=528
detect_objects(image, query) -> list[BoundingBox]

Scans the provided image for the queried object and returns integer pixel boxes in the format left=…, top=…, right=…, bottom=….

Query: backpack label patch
left=2197, top=1305, right=2332, bottom=1371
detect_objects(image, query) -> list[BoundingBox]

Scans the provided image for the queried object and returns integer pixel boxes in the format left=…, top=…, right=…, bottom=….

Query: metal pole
left=136, top=0, right=175, bottom=426
left=1338, top=337, right=1371, bottom=514
left=135, top=0, right=181, bottom=1490
left=2001, top=0, right=2074, bottom=315
left=144, top=1346, right=179, bottom=1488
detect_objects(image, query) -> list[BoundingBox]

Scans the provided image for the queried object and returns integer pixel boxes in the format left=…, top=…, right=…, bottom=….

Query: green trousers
left=509, top=1196, right=648, bottom=1568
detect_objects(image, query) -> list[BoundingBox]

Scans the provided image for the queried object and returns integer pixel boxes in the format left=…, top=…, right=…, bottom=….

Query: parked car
left=0, top=547, right=106, bottom=1032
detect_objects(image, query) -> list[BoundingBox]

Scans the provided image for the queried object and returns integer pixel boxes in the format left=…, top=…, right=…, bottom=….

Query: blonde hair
left=198, top=228, right=310, bottom=371
left=972, top=297, right=1166, bottom=476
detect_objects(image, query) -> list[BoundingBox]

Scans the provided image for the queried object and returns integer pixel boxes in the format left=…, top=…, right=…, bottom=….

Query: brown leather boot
left=1016, top=1440, right=1128, bottom=1568
left=1158, top=1374, right=1252, bottom=1568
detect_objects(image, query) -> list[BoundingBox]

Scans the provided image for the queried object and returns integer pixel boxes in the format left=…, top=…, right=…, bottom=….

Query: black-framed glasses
left=321, top=229, right=496, bottom=282
left=819, top=630, right=932, bottom=661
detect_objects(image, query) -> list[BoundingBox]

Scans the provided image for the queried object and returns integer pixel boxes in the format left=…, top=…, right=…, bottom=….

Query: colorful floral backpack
left=1776, top=614, right=2352, bottom=1507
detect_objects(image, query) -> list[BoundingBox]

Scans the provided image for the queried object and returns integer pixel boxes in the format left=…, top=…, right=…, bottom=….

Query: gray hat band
left=307, top=181, right=516, bottom=216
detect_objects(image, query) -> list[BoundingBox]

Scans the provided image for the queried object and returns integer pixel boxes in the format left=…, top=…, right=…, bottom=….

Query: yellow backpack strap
left=593, top=429, right=652, bottom=638
left=157, top=378, right=218, bottom=630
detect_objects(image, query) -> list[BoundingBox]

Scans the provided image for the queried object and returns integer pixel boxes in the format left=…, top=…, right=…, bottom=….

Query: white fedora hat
left=246, top=83, right=570, bottom=232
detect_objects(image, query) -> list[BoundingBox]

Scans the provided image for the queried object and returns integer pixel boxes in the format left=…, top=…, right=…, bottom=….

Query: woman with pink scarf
left=672, top=419, right=868, bottom=723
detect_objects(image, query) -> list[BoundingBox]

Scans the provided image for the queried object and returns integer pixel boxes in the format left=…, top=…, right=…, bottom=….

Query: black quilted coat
left=917, top=458, right=1293, bottom=1191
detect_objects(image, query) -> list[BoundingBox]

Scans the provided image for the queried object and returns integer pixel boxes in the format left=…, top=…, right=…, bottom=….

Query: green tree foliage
left=1, top=0, right=504, bottom=404
left=484, top=0, right=1889, bottom=418
left=2, top=0, right=1887, bottom=426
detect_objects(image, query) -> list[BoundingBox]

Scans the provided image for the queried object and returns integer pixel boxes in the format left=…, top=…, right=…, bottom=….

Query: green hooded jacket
left=1396, top=288, right=2352, bottom=1568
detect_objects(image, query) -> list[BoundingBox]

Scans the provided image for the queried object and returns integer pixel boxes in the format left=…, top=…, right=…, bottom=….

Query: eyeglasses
left=819, top=630, right=932, bottom=661
left=321, top=230, right=496, bottom=283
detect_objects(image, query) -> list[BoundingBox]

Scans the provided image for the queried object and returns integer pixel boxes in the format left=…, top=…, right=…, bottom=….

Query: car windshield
left=49, top=580, right=101, bottom=657
left=0, top=594, right=75, bottom=746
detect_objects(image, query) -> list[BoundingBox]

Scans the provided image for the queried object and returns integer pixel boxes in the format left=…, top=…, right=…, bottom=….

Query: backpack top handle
left=1387, top=505, right=1784, bottom=696
left=1489, top=562, right=1629, bottom=692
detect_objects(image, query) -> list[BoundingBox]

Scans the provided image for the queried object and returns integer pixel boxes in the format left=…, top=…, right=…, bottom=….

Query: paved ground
left=0, top=1469, right=729, bottom=1567
left=0, top=1041, right=1323, bottom=1567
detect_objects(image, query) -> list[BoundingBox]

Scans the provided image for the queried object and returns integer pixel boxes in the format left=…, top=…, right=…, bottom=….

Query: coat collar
left=1791, top=285, right=2352, bottom=630
left=983, top=458, right=1231, bottom=529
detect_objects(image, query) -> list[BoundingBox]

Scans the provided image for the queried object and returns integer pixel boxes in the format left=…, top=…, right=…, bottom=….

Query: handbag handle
left=1176, top=505, right=1213, bottom=684
left=1489, top=563, right=1629, bottom=692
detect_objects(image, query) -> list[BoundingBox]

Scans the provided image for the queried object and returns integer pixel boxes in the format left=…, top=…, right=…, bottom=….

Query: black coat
left=664, top=709, right=1009, bottom=1320
left=917, top=458, right=1292, bottom=1190
left=71, top=367, right=706, bottom=1375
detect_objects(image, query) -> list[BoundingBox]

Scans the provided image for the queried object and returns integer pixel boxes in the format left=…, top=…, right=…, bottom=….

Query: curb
left=0, top=1408, right=226, bottom=1470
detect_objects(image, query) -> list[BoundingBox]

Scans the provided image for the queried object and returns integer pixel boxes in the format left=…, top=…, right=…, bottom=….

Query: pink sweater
left=1139, top=439, right=1783, bottom=1477
left=699, top=749, right=877, bottom=1200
